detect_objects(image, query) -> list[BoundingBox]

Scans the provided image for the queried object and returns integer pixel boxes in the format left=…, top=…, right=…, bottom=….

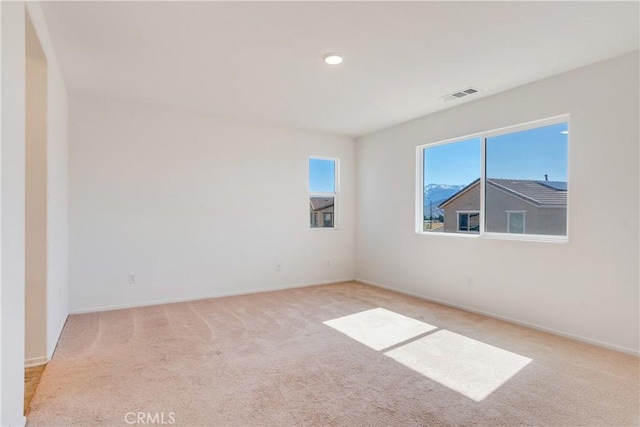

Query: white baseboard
left=356, top=278, right=640, bottom=357
left=69, top=278, right=356, bottom=315
left=8, top=415, right=26, bottom=427
left=25, top=356, right=48, bottom=368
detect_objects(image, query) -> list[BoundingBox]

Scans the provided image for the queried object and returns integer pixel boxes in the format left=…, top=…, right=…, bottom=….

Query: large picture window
left=417, top=116, right=568, bottom=241
left=309, top=157, right=338, bottom=229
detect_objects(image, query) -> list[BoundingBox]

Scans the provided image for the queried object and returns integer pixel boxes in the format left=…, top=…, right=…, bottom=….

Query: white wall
left=27, top=1, right=71, bottom=360
left=69, top=95, right=355, bottom=313
left=1, top=2, right=68, bottom=423
left=1, top=2, right=27, bottom=425
left=25, top=12, right=48, bottom=367
left=355, top=51, right=640, bottom=354
left=45, top=60, right=69, bottom=361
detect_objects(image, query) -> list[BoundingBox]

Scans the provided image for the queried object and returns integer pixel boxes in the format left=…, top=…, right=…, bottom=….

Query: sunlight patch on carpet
left=385, top=329, right=532, bottom=401
left=323, top=308, right=437, bottom=351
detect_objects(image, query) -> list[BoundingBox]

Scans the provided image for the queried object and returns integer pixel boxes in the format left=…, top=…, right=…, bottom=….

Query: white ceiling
left=41, top=1, right=639, bottom=137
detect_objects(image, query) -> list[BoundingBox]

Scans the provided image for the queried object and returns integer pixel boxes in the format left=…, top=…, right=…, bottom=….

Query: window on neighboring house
left=507, top=211, right=526, bottom=234
left=417, top=116, right=568, bottom=241
left=323, top=213, right=333, bottom=227
left=309, top=157, right=338, bottom=228
left=458, top=211, right=480, bottom=233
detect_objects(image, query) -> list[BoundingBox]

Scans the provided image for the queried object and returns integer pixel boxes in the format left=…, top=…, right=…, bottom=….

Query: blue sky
left=424, top=122, right=568, bottom=186
left=309, top=158, right=335, bottom=193
left=424, top=138, right=481, bottom=186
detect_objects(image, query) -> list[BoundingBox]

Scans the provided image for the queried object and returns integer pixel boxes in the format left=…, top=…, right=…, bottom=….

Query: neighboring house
left=310, top=197, right=334, bottom=228
left=438, top=178, right=567, bottom=235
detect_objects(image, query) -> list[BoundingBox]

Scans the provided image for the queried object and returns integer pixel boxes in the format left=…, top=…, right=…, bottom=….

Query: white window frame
left=309, top=156, right=339, bottom=230
left=456, top=211, right=480, bottom=233
left=415, top=114, right=569, bottom=243
left=506, top=210, right=527, bottom=234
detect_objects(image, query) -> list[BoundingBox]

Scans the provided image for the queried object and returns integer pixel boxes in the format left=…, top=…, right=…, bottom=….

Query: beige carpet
left=27, top=282, right=639, bottom=426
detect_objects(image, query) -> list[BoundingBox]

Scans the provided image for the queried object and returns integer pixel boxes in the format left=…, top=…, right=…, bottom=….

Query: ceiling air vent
left=441, top=87, right=481, bottom=102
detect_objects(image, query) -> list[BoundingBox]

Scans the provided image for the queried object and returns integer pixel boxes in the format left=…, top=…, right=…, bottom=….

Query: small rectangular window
left=457, top=212, right=480, bottom=233
left=507, top=211, right=526, bottom=234
left=323, top=212, right=333, bottom=227
left=309, top=157, right=338, bottom=228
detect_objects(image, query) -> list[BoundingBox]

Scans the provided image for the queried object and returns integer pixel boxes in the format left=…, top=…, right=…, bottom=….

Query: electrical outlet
left=276, top=263, right=281, bottom=272
left=327, top=260, right=331, bottom=268
left=129, top=273, right=136, bottom=284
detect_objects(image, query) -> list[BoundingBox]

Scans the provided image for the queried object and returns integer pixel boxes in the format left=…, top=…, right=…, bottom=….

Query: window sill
left=416, top=231, right=568, bottom=243
left=481, top=232, right=568, bottom=243
left=417, top=231, right=479, bottom=238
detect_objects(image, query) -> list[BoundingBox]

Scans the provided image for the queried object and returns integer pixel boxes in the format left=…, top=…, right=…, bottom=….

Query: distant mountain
left=423, top=183, right=465, bottom=218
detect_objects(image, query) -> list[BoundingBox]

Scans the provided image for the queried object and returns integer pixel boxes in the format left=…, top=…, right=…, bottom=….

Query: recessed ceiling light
left=561, top=130, right=569, bottom=135
left=323, top=53, right=343, bottom=65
